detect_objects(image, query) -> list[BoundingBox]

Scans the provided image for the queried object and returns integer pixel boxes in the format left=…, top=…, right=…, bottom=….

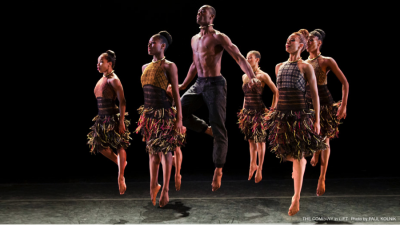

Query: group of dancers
left=86, top=5, right=349, bottom=216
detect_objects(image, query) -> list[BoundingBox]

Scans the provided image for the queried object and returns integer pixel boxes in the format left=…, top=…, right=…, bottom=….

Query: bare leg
left=255, top=142, right=266, bottom=183
left=286, top=156, right=307, bottom=216
left=149, top=153, right=161, bottom=206
left=211, top=167, right=223, bottom=191
left=317, top=138, right=330, bottom=196
left=310, top=150, right=321, bottom=167
left=204, top=126, right=213, bottom=137
left=116, top=148, right=127, bottom=195
left=248, top=140, right=258, bottom=181
left=173, top=147, right=182, bottom=191
left=100, top=148, right=118, bottom=164
left=159, top=152, right=173, bottom=207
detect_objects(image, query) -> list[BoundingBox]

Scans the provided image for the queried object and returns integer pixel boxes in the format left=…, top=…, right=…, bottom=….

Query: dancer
left=87, top=50, right=131, bottom=195
left=237, top=50, right=278, bottom=183
left=179, top=5, right=257, bottom=191
left=135, top=31, right=186, bottom=207
left=305, top=29, right=349, bottom=196
left=266, top=29, right=327, bottom=216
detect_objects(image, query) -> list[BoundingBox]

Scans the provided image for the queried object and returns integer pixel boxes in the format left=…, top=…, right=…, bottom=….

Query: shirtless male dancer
left=179, top=5, right=256, bottom=191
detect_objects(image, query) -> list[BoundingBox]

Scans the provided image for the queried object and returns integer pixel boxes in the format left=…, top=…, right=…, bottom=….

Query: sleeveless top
left=276, top=61, right=306, bottom=92
left=305, top=56, right=334, bottom=106
left=96, top=76, right=118, bottom=116
left=306, top=57, right=327, bottom=85
left=276, top=61, right=307, bottom=111
left=242, top=79, right=264, bottom=110
left=141, top=59, right=172, bottom=109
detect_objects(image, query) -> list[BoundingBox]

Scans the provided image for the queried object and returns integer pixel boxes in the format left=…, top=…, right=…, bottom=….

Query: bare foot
left=175, top=174, right=182, bottom=191
left=248, top=164, right=258, bottom=180
left=310, top=151, right=321, bottom=167
left=205, top=126, right=213, bottom=137
left=255, top=168, right=262, bottom=183
left=150, top=184, right=161, bottom=206
left=211, top=168, right=223, bottom=191
left=288, top=196, right=300, bottom=216
left=159, top=189, right=169, bottom=207
left=316, top=178, right=326, bottom=196
left=118, top=177, right=127, bottom=195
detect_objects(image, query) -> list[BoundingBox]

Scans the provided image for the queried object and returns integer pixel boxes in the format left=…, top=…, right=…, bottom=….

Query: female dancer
left=266, top=29, right=327, bottom=216
left=237, top=50, right=278, bottom=183
left=135, top=31, right=186, bottom=207
left=87, top=50, right=131, bottom=195
left=306, top=29, right=349, bottom=196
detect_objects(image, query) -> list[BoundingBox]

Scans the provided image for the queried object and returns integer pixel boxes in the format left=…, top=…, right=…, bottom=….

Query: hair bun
left=314, top=29, right=325, bottom=40
left=158, top=31, right=172, bottom=46
left=106, top=50, right=116, bottom=58
left=298, top=29, right=309, bottom=40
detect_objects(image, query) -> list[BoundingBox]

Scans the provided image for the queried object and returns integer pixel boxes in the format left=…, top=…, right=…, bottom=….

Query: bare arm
left=165, top=63, right=184, bottom=133
left=110, top=78, right=127, bottom=134
left=259, top=73, right=279, bottom=108
left=180, top=62, right=197, bottom=90
left=327, top=58, right=349, bottom=119
left=218, top=34, right=255, bottom=80
left=303, top=63, right=320, bottom=134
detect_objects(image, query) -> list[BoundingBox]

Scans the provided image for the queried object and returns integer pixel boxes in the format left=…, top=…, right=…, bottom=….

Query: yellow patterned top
left=141, top=59, right=169, bottom=91
left=306, top=57, right=327, bottom=85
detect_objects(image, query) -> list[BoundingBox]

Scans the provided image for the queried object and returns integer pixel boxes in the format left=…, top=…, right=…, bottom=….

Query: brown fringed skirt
left=135, top=105, right=186, bottom=155
left=266, top=88, right=327, bottom=161
left=87, top=112, right=131, bottom=154
left=237, top=107, right=269, bottom=143
left=305, top=84, right=342, bottom=139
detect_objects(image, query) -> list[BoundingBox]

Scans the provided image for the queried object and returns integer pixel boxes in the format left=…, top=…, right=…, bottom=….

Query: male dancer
left=179, top=5, right=256, bottom=191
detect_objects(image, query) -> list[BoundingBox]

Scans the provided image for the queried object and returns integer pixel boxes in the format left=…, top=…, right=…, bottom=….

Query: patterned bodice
left=95, top=77, right=118, bottom=115
left=242, top=79, right=264, bottom=110
left=306, top=56, right=327, bottom=85
left=141, top=59, right=169, bottom=91
left=276, top=62, right=306, bottom=92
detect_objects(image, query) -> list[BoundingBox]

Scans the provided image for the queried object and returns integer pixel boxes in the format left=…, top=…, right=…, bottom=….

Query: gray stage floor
left=0, top=177, right=399, bottom=224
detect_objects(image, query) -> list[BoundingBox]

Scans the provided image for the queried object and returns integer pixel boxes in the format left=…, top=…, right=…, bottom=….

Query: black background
left=7, top=1, right=394, bottom=183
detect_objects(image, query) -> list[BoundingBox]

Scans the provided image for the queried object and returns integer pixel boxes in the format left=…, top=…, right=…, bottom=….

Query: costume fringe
left=237, top=108, right=269, bottom=143
left=266, top=109, right=327, bottom=161
left=135, top=105, right=186, bottom=154
left=87, top=112, right=131, bottom=154
left=319, top=101, right=342, bottom=139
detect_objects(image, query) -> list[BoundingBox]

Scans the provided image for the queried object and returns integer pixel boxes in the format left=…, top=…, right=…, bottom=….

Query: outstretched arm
left=110, top=78, right=127, bottom=134
left=259, top=73, right=279, bottom=109
left=165, top=63, right=184, bottom=134
left=218, top=34, right=255, bottom=80
left=179, top=62, right=197, bottom=90
left=303, top=64, right=320, bottom=134
left=327, top=58, right=349, bottom=120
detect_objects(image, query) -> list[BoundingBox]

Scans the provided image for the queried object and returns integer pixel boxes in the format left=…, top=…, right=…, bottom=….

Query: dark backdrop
left=7, top=1, right=393, bottom=183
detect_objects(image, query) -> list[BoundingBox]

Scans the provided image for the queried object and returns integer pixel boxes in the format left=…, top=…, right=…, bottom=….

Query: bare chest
left=192, top=36, right=220, bottom=54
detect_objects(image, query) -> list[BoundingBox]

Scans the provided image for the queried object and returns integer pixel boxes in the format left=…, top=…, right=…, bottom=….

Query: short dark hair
left=203, top=5, right=216, bottom=21
left=248, top=50, right=261, bottom=62
left=156, top=31, right=173, bottom=51
left=103, top=50, right=116, bottom=68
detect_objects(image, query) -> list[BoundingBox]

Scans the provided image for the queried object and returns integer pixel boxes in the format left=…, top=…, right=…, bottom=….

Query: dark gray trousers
left=180, top=76, right=228, bottom=168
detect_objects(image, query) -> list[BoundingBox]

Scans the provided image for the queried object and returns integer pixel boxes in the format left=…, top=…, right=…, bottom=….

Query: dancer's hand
left=119, top=120, right=126, bottom=134
left=174, top=119, right=185, bottom=134
left=337, top=105, right=347, bottom=120
left=248, top=78, right=262, bottom=94
left=178, top=84, right=186, bottom=91
left=166, top=84, right=173, bottom=98
left=313, top=120, right=320, bottom=135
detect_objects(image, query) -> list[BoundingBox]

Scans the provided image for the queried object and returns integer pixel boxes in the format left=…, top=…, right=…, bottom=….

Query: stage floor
left=0, top=176, right=399, bottom=224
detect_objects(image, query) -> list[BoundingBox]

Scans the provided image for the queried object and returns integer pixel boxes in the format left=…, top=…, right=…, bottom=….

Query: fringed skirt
left=135, top=105, right=186, bottom=154
left=87, top=112, right=131, bottom=154
left=306, top=84, right=342, bottom=139
left=266, top=88, right=327, bottom=161
left=237, top=107, right=269, bottom=143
